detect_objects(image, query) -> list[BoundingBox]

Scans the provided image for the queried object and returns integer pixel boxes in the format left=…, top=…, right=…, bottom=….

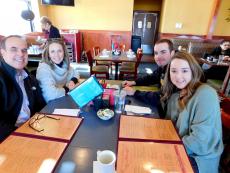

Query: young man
left=0, top=35, right=46, bottom=141
left=122, top=39, right=175, bottom=88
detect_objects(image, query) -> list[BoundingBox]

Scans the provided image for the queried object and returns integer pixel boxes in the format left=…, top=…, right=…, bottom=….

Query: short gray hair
left=40, top=16, right=52, bottom=25
left=0, top=35, right=26, bottom=49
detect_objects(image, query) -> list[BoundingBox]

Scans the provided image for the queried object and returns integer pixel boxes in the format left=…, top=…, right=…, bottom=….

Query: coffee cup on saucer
left=94, top=150, right=116, bottom=173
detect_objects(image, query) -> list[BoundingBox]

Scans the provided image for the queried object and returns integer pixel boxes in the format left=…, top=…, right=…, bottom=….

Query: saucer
left=97, top=109, right=114, bottom=120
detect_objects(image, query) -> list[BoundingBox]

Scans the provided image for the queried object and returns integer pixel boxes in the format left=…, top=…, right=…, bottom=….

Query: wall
left=214, top=0, right=230, bottom=36
left=160, top=0, right=216, bottom=36
left=41, top=0, right=134, bottom=31
left=134, top=0, right=162, bottom=11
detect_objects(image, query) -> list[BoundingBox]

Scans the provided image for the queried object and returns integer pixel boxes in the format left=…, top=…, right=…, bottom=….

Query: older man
left=0, top=35, right=45, bottom=141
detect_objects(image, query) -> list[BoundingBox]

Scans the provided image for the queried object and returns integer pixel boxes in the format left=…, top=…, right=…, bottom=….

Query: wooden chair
left=86, top=50, right=109, bottom=79
left=120, top=48, right=143, bottom=67
left=220, top=65, right=230, bottom=96
left=119, top=48, right=143, bottom=80
left=120, top=44, right=126, bottom=52
left=93, top=46, right=111, bottom=68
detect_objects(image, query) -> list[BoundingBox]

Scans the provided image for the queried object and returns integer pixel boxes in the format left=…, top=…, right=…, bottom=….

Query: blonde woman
left=36, top=39, right=80, bottom=103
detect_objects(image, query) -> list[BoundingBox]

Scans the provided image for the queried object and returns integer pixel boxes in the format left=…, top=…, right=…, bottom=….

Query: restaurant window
left=0, top=0, right=40, bottom=36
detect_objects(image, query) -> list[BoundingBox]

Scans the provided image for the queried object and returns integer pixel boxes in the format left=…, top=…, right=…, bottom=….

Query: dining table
left=0, top=80, right=194, bottom=173
left=41, top=93, right=159, bottom=173
left=94, top=51, right=137, bottom=80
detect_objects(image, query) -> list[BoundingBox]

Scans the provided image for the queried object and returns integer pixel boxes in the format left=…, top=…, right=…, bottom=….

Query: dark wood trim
left=158, top=33, right=206, bottom=39
left=212, top=35, right=230, bottom=40
left=159, top=33, right=230, bottom=41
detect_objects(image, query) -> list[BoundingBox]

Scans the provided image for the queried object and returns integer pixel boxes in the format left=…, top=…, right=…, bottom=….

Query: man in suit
left=0, top=35, right=46, bottom=142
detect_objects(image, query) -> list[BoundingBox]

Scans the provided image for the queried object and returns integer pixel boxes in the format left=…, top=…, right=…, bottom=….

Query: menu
left=119, top=115, right=181, bottom=142
left=0, top=135, right=67, bottom=173
left=116, top=141, right=194, bottom=173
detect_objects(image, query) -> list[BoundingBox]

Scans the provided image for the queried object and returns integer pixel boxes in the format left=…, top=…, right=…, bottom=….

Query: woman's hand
left=123, top=86, right=136, bottom=96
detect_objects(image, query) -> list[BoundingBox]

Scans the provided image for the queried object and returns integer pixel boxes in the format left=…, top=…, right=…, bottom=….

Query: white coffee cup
left=97, top=150, right=116, bottom=173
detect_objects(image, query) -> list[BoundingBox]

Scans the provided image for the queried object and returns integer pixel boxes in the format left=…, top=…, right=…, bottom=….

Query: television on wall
left=42, top=0, right=75, bottom=6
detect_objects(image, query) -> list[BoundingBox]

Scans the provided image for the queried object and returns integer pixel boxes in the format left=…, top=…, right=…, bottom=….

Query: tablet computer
left=68, top=76, right=103, bottom=108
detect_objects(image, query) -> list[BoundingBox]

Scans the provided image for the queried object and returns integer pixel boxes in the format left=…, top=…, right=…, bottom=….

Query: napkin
left=53, top=109, right=80, bottom=116
left=99, top=55, right=109, bottom=58
left=127, top=54, right=136, bottom=58
left=125, top=105, right=151, bottom=114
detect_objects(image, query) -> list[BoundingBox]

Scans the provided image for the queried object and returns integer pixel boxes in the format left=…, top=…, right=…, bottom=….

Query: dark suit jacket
left=0, top=60, right=46, bottom=142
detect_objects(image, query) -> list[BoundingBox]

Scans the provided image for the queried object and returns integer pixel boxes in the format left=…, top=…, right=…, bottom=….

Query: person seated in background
left=36, top=39, right=80, bottom=103
left=0, top=35, right=46, bottom=141
left=202, top=40, right=230, bottom=80
left=204, top=40, right=230, bottom=60
left=40, top=16, right=61, bottom=39
left=124, top=51, right=223, bottom=173
left=122, top=39, right=175, bottom=88
left=40, top=16, right=61, bottom=48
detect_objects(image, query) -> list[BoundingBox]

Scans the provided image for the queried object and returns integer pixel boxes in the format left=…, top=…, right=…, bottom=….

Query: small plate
left=97, top=109, right=114, bottom=120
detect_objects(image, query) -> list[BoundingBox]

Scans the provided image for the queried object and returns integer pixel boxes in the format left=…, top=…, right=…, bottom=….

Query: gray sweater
left=36, top=62, right=80, bottom=103
left=165, top=84, right=223, bottom=173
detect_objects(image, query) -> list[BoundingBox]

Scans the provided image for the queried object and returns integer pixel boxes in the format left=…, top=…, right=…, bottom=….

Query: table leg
left=115, top=63, right=119, bottom=80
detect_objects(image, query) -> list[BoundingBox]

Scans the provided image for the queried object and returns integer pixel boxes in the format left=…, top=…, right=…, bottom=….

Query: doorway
left=132, top=11, right=159, bottom=54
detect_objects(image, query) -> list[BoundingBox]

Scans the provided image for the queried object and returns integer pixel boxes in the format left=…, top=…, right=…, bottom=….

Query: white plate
left=97, top=109, right=114, bottom=120
left=127, top=54, right=136, bottom=58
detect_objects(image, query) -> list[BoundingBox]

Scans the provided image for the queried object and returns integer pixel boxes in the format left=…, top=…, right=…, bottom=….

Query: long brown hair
left=161, top=51, right=203, bottom=109
left=41, top=39, right=70, bottom=69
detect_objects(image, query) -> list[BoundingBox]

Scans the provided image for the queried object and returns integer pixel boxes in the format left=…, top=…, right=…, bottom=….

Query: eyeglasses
left=29, top=113, right=60, bottom=132
left=7, top=47, right=28, bottom=54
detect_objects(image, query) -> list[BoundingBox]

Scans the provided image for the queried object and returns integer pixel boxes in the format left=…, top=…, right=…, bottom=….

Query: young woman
left=124, top=51, right=223, bottom=172
left=161, top=51, right=223, bottom=173
left=36, top=39, right=80, bottom=103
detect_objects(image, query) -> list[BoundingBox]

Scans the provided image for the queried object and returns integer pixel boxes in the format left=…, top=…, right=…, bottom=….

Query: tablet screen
left=68, top=76, right=103, bottom=107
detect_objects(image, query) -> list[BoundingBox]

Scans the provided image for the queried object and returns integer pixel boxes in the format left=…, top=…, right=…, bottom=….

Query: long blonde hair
left=161, top=51, right=204, bottom=109
left=41, top=39, right=70, bottom=70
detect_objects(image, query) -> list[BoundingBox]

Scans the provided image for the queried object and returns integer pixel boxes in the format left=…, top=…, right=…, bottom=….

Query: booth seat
left=171, top=37, right=222, bottom=58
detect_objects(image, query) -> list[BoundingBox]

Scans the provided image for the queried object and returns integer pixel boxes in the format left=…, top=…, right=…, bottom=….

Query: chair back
left=135, top=48, right=143, bottom=70
left=86, top=50, right=93, bottom=68
left=120, top=44, right=126, bottom=52
left=220, top=66, right=230, bottom=96
left=93, top=46, right=100, bottom=57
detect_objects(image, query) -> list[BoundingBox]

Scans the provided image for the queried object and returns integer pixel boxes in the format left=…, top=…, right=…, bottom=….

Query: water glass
left=113, top=90, right=126, bottom=114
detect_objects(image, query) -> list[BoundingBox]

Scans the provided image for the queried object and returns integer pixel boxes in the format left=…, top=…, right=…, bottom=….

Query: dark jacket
left=135, top=65, right=167, bottom=88
left=133, top=90, right=165, bottom=118
left=0, top=60, right=46, bottom=142
left=204, top=47, right=230, bottom=58
left=49, top=25, right=61, bottom=39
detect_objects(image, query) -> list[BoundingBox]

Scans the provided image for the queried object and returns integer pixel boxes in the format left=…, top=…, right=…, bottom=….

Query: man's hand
left=68, top=81, right=76, bottom=90
left=122, top=80, right=136, bottom=87
left=123, top=86, right=136, bottom=96
left=223, top=56, right=230, bottom=61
